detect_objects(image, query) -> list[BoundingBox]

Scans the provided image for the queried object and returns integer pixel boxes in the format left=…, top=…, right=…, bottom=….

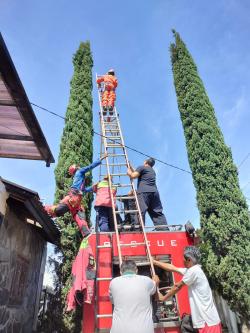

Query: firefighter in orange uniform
left=97, top=69, right=118, bottom=112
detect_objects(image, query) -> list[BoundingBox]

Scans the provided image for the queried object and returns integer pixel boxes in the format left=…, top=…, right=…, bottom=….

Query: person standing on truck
left=109, top=260, right=159, bottom=333
left=85, top=175, right=116, bottom=232
left=127, top=157, right=168, bottom=230
left=153, top=246, right=222, bottom=333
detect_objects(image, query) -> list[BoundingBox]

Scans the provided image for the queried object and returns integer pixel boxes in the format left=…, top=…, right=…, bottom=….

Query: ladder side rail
left=114, top=107, right=156, bottom=276
left=99, top=116, right=104, bottom=182
left=94, top=213, right=100, bottom=330
left=96, top=79, right=123, bottom=266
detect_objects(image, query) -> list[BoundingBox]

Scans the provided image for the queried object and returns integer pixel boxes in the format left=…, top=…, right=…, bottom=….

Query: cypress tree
left=170, top=31, right=250, bottom=322
left=54, top=41, right=94, bottom=332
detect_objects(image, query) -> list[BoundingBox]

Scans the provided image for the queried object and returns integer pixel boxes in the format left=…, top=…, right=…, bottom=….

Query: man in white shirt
left=109, top=260, right=159, bottom=333
left=154, top=246, right=222, bottom=333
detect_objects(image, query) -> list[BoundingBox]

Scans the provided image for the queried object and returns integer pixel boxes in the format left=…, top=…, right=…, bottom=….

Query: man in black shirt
left=127, top=158, right=168, bottom=230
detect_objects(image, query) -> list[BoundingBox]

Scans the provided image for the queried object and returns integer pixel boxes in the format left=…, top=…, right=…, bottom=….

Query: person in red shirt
left=97, top=69, right=118, bottom=112
left=85, top=175, right=116, bottom=232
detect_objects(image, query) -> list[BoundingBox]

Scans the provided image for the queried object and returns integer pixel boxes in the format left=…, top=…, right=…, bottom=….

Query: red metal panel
left=83, top=231, right=193, bottom=333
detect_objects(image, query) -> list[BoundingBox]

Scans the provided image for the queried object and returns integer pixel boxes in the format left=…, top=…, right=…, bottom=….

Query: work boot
left=108, top=106, right=113, bottom=112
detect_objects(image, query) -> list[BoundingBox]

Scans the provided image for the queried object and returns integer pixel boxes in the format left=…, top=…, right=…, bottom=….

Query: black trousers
left=123, top=199, right=139, bottom=225
left=137, top=191, right=167, bottom=227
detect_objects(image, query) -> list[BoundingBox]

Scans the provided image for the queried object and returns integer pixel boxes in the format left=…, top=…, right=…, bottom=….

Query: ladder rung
left=104, top=129, right=120, bottom=132
left=108, top=154, right=126, bottom=157
left=100, top=174, right=127, bottom=178
left=116, top=196, right=135, bottom=200
left=120, top=242, right=146, bottom=247
left=113, top=183, right=132, bottom=187
left=96, top=277, right=112, bottom=281
left=96, top=314, right=113, bottom=318
left=106, top=136, right=121, bottom=139
left=105, top=132, right=120, bottom=135
left=103, top=122, right=118, bottom=126
left=106, top=145, right=123, bottom=148
left=116, top=209, right=138, bottom=214
left=109, top=163, right=127, bottom=166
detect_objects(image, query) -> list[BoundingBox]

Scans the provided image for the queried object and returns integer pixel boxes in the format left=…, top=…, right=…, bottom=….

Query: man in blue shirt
left=69, top=155, right=107, bottom=192
left=44, top=154, right=107, bottom=237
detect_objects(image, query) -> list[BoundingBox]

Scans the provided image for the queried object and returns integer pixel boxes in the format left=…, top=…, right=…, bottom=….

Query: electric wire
left=30, top=102, right=192, bottom=174
left=238, top=152, right=250, bottom=169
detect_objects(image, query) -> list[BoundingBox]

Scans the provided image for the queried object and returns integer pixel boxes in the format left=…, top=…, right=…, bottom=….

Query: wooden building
left=0, top=178, right=60, bottom=332
left=0, top=33, right=59, bottom=332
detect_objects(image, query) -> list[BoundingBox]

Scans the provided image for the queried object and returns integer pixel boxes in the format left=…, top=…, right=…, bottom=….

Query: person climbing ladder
left=96, top=69, right=118, bottom=112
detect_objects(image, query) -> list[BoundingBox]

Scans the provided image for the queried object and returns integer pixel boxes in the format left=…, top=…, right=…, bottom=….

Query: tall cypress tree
left=170, top=31, right=250, bottom=322
left=54, top=41, right=94, bottom=332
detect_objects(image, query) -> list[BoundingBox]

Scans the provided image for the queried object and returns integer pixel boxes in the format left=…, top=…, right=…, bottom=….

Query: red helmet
left=68, top=164, right=78, bottom=176
left=108, top=69, right=115, bottom=75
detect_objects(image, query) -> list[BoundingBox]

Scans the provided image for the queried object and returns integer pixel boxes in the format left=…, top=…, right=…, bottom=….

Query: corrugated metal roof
left=0, top=33, right=54, bottom=165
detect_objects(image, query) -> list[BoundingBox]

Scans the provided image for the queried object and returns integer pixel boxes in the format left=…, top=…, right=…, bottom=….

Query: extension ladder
left=94, top=74, right=156, bottom=327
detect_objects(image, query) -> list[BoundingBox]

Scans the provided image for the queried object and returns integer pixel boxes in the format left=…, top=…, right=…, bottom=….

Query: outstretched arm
left=153, top=260, right=182, bottom=274
left=84, top=182, right=98, bottom=193
left=158, top=280, right=185, bottom=302
left=78, top=154, right=108, bottom=176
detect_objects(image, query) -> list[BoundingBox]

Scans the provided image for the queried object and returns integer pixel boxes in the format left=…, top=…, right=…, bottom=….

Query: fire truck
left=82, top=76, right=195, bottom=332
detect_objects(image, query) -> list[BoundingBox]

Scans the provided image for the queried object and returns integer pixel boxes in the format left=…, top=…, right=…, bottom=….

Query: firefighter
left=44, top=154, right=107, bottom=237
left=85, top=175, right=116, bottom=232
left=97, top=69, right=118, bottom=112
left=127, top=158, right=168, bottom=230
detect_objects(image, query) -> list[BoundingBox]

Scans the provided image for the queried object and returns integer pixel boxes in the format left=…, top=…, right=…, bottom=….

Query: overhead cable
left=30, top=102, right=192, bottom=174
left=238, top=152, right=250, bottom=169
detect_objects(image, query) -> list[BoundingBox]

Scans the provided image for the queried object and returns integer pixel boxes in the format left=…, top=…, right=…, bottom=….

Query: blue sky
left=1, top=0, right=250, bottom=230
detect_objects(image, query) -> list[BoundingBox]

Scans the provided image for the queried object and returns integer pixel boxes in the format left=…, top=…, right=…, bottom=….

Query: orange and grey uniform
left=44, top=159, right=101, bottom=238
left=96, top=74, right=118, bottom=108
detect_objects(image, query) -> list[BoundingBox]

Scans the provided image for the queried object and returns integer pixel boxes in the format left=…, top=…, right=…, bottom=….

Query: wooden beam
left=0, top=100, right=16, bottom=106
left=0, top=133, right=33, bottom=141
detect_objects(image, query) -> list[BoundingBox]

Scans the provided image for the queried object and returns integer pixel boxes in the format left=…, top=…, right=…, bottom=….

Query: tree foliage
left=47, top=41, right=93, bottom=332
left=170, top=30, right=250, bottom=320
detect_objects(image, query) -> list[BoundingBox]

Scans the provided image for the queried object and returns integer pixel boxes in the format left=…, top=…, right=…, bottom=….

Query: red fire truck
left=83, top=230, right=194, bottom=333
left=82, top=76, right=194, bottom=332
